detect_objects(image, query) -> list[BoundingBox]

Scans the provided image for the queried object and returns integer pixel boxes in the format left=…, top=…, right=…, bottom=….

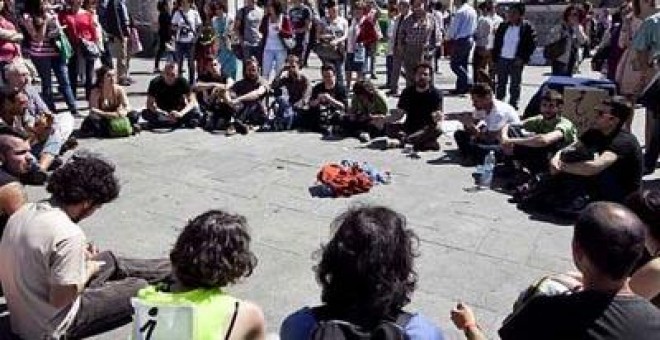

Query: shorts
left=345, top=53, right=365, bottom=73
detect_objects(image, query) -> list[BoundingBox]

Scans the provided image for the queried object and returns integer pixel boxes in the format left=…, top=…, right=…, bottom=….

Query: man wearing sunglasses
left=549, top=96, right=643, bottom=205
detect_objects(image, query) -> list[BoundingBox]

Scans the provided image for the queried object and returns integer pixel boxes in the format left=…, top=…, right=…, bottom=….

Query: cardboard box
left=563, top=87, right=610, bottom=133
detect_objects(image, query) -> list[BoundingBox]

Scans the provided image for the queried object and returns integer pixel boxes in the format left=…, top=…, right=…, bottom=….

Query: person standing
left=235, top=0, right=264, bottom=64
left=492, top=3, right=536, bottom=110
left=259, top=0, right=292, bottom=80
left=0, top=0, right=22, bottom=74
left=386, top=0, right=410, bottom=96
left=548, top=5, right=587, bottom=76
left=473, top=0, right=501, bottom=88
left=631, top=0, right=660, bottom=176
left=59, top=0, right=101, bottom=100
left=154, top=0, right=172, bottom=74
left=102, top=0, right=132, bottom=85
left=212, top=2, right=238, bottom=80
left=171, top=0, right=202, bottom=84
left=315, top=0, right=348, bottom=87
left=396, top=0, right=442, bottom=91
left=289, top=0, right=312, bottom=61
left=447, top=0, right=477, bottom=95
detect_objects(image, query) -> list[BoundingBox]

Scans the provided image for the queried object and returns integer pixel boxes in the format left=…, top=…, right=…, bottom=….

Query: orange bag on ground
left=317, top=163, right=373, bottom=197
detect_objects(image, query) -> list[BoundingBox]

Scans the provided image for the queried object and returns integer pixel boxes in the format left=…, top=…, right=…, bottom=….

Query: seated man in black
left=451, top=202, right=660, bottom=340
left=270, top=54, right=310, bottom=118
left=388, top=62, right=443, bottom=151
left=226, top=58, right=270, bottom=134
left=501, top=90, right=578, bottom=175
left=519, top=97, right=643, bottom=215
left=142, top=61, right=204, bottom=129
left=194, top=56, right=233, bottom=132
left=302, top=64, right=348, bottom=135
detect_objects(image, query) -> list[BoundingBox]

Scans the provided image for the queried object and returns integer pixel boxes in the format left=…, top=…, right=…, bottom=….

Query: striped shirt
left=28, top=40, right=59, bottom=58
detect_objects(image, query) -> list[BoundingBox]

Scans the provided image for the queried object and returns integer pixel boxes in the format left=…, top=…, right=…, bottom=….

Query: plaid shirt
left=397, top=11, right=441, bottom=48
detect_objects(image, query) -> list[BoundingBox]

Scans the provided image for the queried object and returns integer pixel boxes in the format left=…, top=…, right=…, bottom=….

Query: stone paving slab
left=11, top=55, right=658, bottom=340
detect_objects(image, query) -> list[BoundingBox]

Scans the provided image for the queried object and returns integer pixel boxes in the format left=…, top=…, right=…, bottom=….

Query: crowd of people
left=0, top=0, right=658, bottom=338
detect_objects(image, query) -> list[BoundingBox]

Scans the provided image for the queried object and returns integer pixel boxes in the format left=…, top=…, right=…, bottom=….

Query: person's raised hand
left=451, top=301, right=477, bottom=331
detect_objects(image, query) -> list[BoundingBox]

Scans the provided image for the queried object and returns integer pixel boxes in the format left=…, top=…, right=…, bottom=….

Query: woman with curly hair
left=134, top=210, right=266, bottom=340
left=280, top=206, right=445, bottom=339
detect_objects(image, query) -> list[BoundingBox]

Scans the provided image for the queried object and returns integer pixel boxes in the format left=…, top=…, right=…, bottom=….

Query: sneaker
left=234, top=121, right=249, bottom=135
left=225, top=125, right=237, bottom=136
left=358, top=132, right=371, bottom=143
left=186, top=118, right=201, bottom=129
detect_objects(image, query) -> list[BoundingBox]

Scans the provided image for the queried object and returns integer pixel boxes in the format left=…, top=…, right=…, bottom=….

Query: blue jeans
left=328, top=58, right=346, bottom=88
left=386, top=55, right=393, bottom=87
left=450, top=37, right=474, bottom=93
left=644, top=108, right=660, bottom=173
left=175, top=42, right=195, bottom=83
left=31, top=55, right=78, bottom=113
left=496, top=58, right=524, bottom=109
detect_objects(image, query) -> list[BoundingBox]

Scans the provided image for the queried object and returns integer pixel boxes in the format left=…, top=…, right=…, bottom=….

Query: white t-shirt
left=501, top=25, right=521, bottom=59
left=264, top=19, right=285, bottom=51
left=474, top=99, right=520, bottom=131
left=0, top=201, right=87, bottom=339
left=172, top=8, right=202, bottom=43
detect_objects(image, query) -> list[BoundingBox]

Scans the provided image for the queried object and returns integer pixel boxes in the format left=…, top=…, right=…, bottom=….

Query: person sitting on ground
left=281, top=205, right=445, bottom=339
left=454, top=82, right=520, bottom=164
left=3, top=59, right=76, bottom=173
left=0, top=154, right=172, bottom=339
left=625, top=189, right=660, bottom=307
left=548, top=96, right=642, bottom=203
left=270, top=55, right=310, bottom=120
left=302, top=64, right=348, bottom=135
left=194, top=56, right=234, bottom=132
left=133, top=210, right=266, bottom=339
left=451, top=202, right=660, bottom=340
left=338, top=80, right=388, bottom=143
left=500, top=89, right=578, bottom=175
left=142, top=61, right=204, bottom=129
left=387, top=62, right=444, bottom=152
left=226, top=57, right=269, bottom=134
left=80, top=66, right=141, bottom=137
left=0, top=127, right=31, bottom=237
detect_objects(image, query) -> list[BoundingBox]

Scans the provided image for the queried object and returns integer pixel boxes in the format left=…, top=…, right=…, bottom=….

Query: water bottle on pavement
left=480, top=150, right=496, bottom=189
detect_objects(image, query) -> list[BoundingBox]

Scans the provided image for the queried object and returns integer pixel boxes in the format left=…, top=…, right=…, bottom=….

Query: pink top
left=0, top=16, right=21, bottom=62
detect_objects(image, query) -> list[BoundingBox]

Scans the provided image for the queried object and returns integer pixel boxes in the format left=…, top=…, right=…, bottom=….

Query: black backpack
left=310, top=307, right=412, bottom=340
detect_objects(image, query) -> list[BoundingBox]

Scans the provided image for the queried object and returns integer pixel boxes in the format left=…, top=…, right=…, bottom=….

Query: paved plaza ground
left=10, top=55, right=660, bottom=339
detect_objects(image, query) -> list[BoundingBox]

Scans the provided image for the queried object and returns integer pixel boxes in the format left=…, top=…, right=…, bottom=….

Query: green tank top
left=136, top=285, right=239, bottom=340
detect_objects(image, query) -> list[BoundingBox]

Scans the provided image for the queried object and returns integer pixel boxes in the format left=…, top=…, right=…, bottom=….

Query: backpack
left=317, top=163, right=373, bottom=197
left=310, top=307, right=412, bottom=340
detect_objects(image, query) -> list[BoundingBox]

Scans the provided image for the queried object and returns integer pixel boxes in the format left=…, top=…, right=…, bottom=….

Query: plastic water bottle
left=354, top=43, right=366, bottom=63
left=480, top=150, right=496, bottom=189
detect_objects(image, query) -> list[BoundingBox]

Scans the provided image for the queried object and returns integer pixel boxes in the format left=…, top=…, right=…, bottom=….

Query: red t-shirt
left=59, top=10, right=98, bottom=44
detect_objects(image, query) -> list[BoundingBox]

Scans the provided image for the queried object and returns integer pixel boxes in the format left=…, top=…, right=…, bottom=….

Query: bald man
left=0, top=128, right=31, bottom=236
left=452, top=202, right=660, bottom=340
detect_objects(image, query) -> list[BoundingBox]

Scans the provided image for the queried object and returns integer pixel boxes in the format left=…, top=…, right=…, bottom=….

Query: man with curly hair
left=280, top=205, right=445, bottom=339
left=133, top=210, right=265, bottom=339
left=0, top=154, right=171, bottom=339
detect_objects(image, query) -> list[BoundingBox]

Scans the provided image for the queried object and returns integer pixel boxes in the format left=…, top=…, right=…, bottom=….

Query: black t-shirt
left=158, top=11, right=172, bottom=38
left=397, top=85, right=443, bottom=133
left=147, top=76, right=191, bottom=112
left=0, top=168, right=17, bottom=236
left=579, top=129, right=643, bottom=197
left=310, top=82, right=348, bottom=109
left=499, top=291, right=660, bottom=340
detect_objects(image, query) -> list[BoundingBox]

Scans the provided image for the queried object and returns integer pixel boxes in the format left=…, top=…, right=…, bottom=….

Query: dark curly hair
left=47, top=154, right=119, bottom=205
left=315, top=206, right=419, bottom=324
left=170, top=210, right=258, bottom=289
